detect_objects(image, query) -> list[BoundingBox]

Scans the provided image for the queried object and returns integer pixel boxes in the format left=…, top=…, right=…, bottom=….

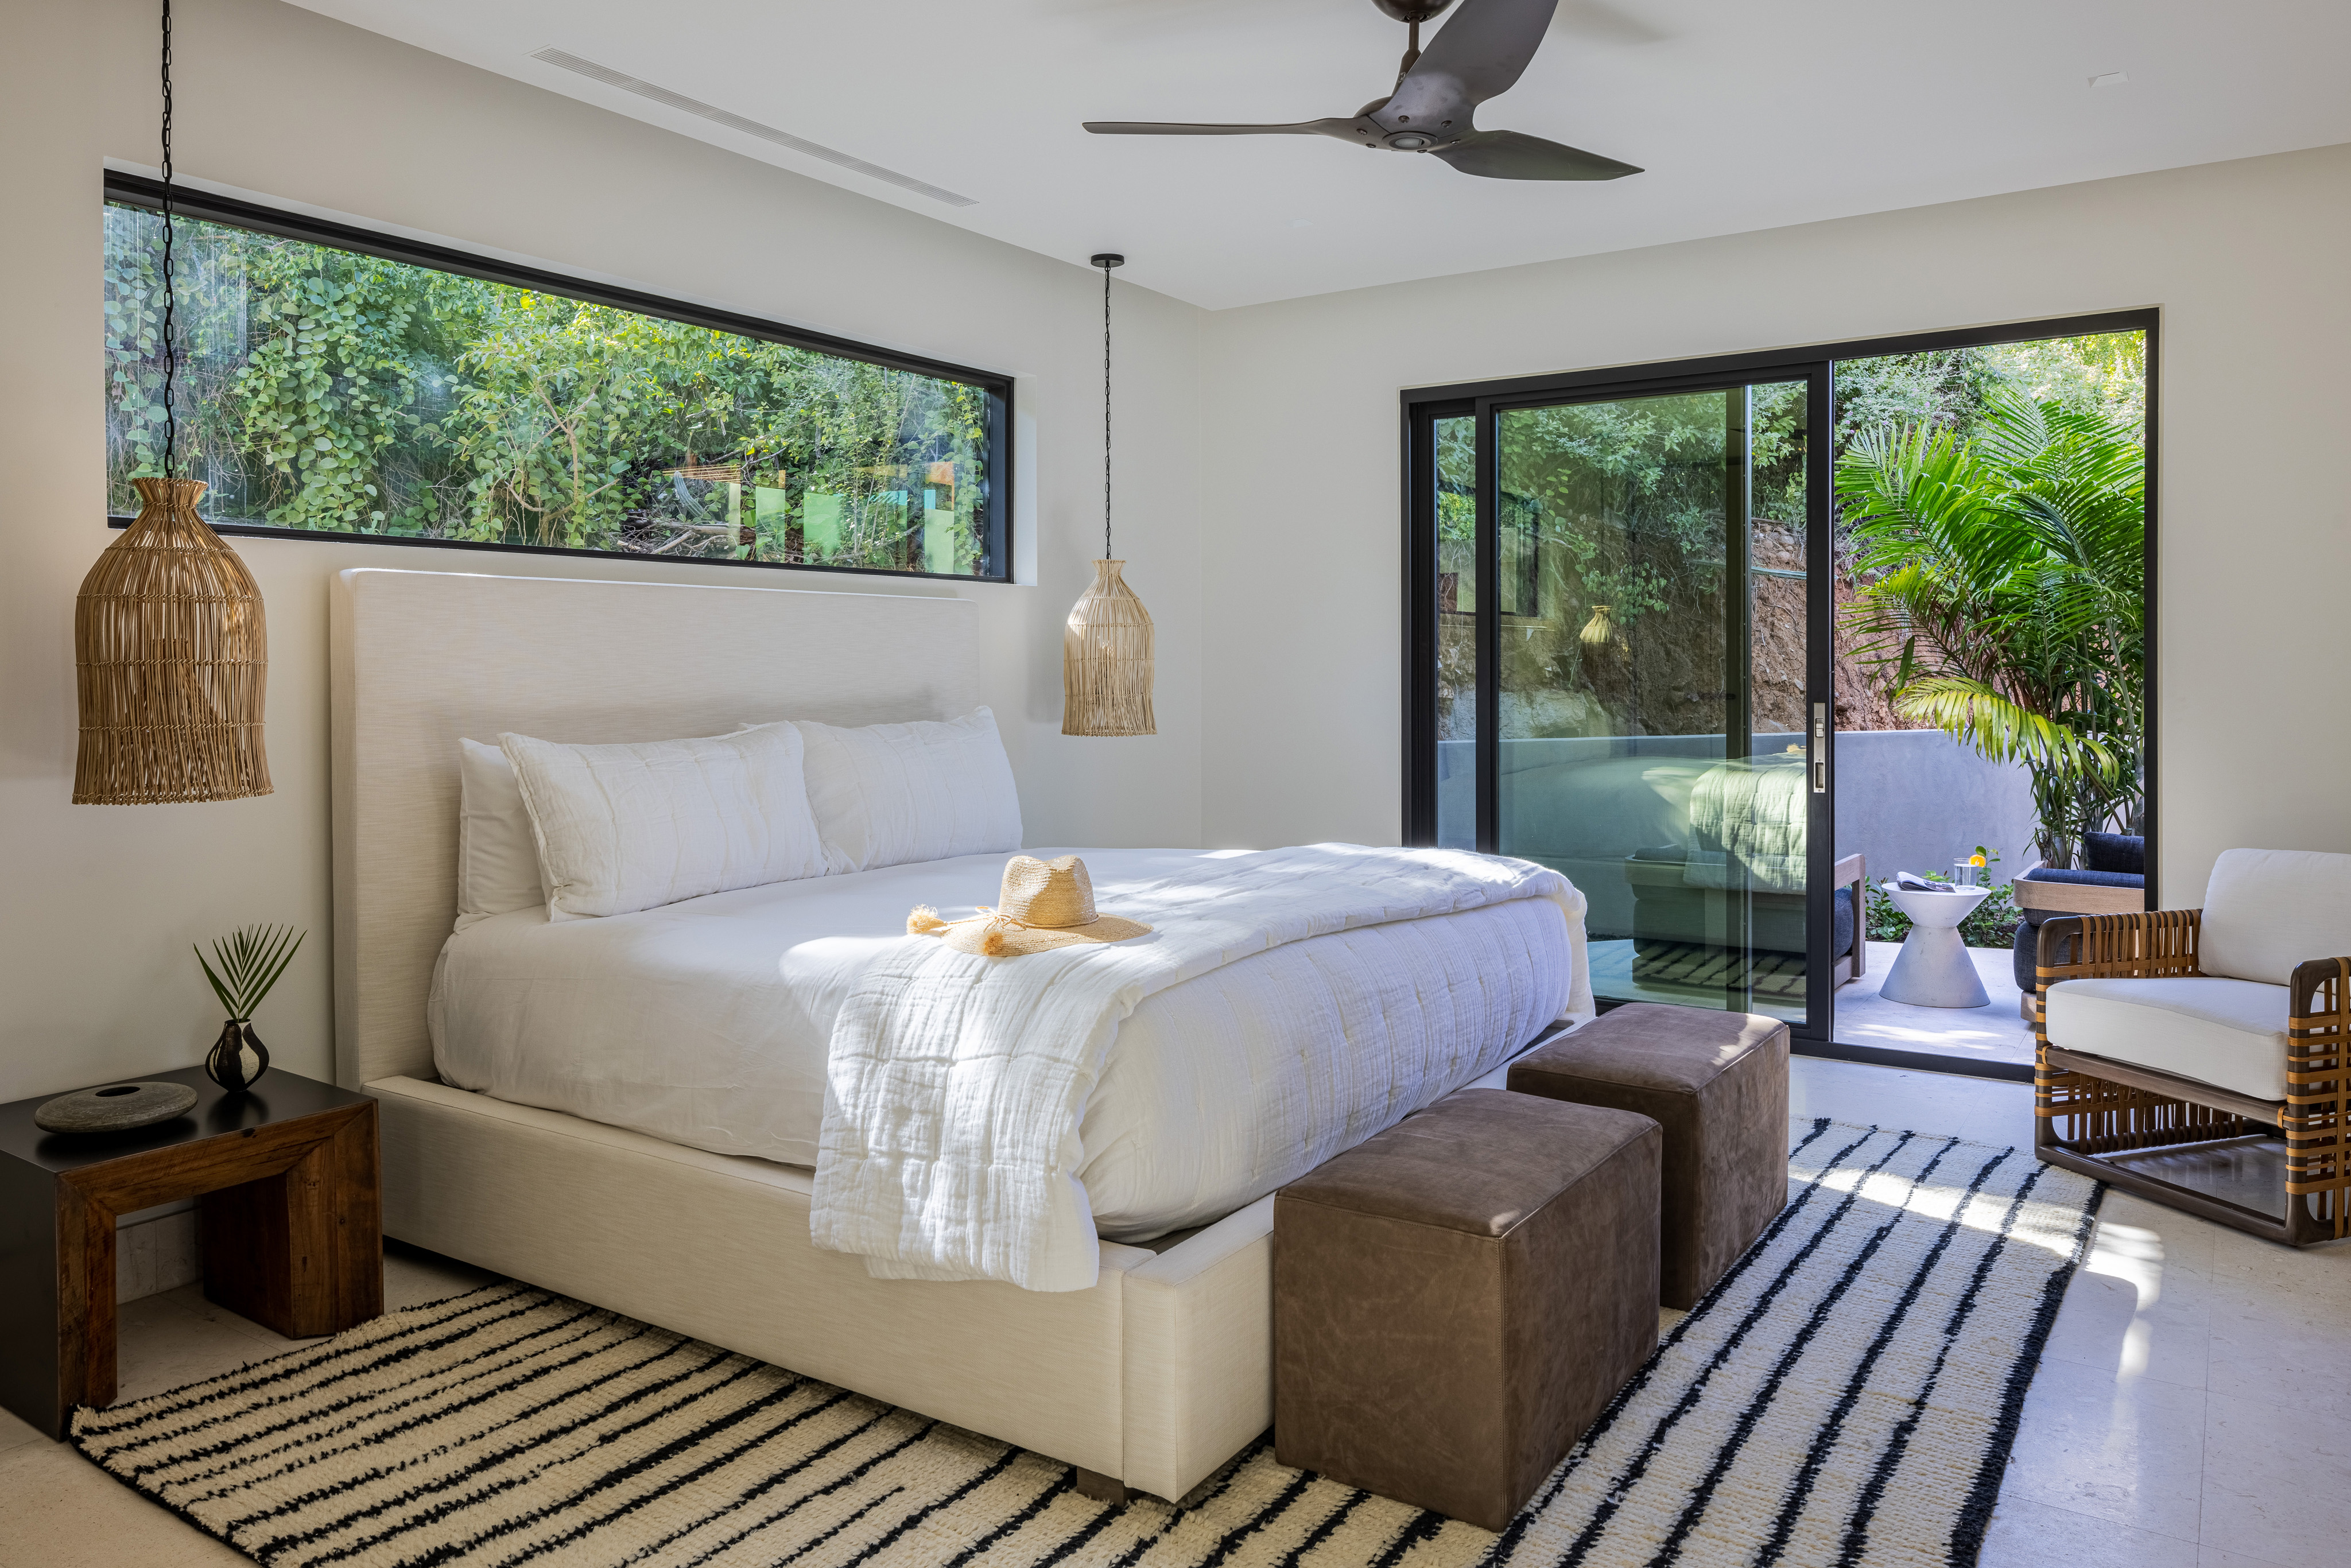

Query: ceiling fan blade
left=1404, top=0, right=1559, bottom=108
left=1429, top=129, right=1640, bottom=180
left=1084, top=118, right=1359, bottom=138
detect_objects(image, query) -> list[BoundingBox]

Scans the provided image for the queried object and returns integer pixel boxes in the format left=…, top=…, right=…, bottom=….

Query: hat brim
left=935, top=915, right=1154, bottom=958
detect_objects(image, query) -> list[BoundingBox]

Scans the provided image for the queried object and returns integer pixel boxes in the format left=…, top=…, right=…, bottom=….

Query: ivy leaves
left=238, top=265, right=421, bottom=530
left=100, top=203, right=991, bottom=572
left=102, top=226, right=174, bottom=476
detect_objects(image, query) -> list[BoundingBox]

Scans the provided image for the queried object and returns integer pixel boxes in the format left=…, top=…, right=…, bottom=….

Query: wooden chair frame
left=2032, top=910, right=2351, bottom=1245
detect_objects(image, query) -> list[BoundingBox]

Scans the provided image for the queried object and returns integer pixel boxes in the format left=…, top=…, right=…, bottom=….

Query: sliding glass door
left=1409, top=368, right=1837, bottom=1036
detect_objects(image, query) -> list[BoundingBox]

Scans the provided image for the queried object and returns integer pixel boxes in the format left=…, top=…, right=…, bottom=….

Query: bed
left=331, top=566, right=1589, bottom=1503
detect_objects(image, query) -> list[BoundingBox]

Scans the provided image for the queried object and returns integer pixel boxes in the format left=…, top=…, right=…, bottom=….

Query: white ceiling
left=284, top=0, right=2351, bottom=310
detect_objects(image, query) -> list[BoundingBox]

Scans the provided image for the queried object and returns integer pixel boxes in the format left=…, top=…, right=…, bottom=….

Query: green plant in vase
left=196, top=923, right=304, bottom=1092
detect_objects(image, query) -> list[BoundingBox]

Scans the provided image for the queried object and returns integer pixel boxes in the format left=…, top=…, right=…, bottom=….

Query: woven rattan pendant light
left=1062, top=253, right=1155, bottom=737
left=75, top=0, right=271, bottom=805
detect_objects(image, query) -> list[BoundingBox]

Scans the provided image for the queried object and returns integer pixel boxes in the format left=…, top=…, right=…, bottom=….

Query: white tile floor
left=3, top=1060, right=2345, bottom=1566
left=1794, top=1057, right=2351, bottom=1568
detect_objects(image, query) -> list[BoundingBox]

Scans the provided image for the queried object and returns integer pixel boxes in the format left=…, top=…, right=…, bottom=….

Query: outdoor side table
left=0, top=1065, right=381, bottom=1439
left=1880, top=883, right=1993, bottom=1007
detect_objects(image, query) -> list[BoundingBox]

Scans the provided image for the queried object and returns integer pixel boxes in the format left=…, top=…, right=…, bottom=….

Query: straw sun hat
left=907, top=855, right=1152, bottom=957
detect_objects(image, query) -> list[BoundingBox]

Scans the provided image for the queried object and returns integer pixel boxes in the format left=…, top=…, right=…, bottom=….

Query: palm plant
left=1836, top=391, right=2144, bottom=868
left=196, top=923, right=305, bottom=1022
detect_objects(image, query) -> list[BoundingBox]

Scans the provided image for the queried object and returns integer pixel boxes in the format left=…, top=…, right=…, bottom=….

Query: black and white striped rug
left=72, top=1119, right=2098, bottom=1567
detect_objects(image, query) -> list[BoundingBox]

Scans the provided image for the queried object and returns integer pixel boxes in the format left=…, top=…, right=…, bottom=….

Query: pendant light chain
left=71, top=0, right=273, bottom=806
left=1100, top=257, right=1113, bottom=560
left=1064, top=253, right=1151, bottom=738
left=159, top=0, right=179, bottom=479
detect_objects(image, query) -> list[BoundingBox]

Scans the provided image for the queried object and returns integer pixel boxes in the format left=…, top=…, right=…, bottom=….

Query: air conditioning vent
left=530, top=48, right=976, bottom=208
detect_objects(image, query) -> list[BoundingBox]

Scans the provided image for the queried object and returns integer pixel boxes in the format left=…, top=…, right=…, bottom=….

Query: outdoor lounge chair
left=1625, top=847, right=1865, bottom=992
left=2009, top=832, right=2147, bottom=1018
left=1623, top=754, right=1867, bottom=1002
left=2032, top=847, right=2351, bottom=1245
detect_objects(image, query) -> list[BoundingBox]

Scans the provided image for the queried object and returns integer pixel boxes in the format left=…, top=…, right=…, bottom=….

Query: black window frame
left=1402, top=308, right=2160, bottom=1077
left=102, top=170, right=1016, bottom=585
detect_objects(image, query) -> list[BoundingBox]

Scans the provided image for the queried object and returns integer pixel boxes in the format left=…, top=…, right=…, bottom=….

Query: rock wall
left=1751, top=523, right=1919, bottom=735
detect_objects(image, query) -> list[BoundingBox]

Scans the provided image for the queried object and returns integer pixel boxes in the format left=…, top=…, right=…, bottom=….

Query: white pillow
left=789, top=707, right=1023, bottom=874
left=2199, top=847, right=2351, bottom=985
left=455, top=738, right=548, bottom=931
left=501, top=723, right=828, bottom=921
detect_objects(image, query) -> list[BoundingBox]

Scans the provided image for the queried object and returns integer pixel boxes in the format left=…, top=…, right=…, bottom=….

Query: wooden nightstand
left=0, top=1065, right=382, bottom=1439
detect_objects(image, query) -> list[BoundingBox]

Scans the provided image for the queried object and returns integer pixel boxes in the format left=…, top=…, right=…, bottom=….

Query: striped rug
left=72, top=1119, right=2099, bottom=1567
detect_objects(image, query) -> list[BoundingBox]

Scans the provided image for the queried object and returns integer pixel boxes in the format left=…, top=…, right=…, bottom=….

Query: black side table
left=0, top=1065, right=382, bottom=1439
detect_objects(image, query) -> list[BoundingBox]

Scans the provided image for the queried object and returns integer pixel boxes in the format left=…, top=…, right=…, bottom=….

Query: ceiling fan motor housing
left=1372, top=1, right=1457, bottom=22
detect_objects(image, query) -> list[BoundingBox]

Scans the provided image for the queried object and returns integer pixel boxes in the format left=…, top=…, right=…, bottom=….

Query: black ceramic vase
left=205, top=1018, right=270, bottom=1092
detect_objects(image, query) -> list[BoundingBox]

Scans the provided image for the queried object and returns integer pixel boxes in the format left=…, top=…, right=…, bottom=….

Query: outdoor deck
left=1835, top=940, right=2035, bottom=1069
left=1587, top=936, right=2036, bottom=1070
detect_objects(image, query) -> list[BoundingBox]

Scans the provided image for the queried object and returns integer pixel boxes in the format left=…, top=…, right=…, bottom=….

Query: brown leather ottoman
left=1508, top=1002, right=1788, bottom=1310
left=1273, top=1089, right=1660, bottom=1531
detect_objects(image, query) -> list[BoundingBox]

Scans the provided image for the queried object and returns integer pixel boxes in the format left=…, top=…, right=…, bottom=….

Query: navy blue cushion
left=2084, top=832, right=2146, bottom=875
left=2020, top=867, right=2143, bottom=888
left=2012, top=920, right=2038, bottom=992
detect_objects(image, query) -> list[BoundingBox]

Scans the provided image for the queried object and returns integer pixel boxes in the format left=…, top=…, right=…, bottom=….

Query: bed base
left=371, top=1076, right=1273, bottom=1502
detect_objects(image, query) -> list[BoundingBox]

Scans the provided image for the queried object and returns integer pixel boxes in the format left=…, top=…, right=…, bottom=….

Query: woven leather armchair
left=2032, top=848, right=2351, bottom=1245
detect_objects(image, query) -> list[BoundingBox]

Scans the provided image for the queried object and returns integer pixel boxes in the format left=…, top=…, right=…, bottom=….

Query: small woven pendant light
left=1062, top=253, right=1155, bottom=737
left=75, top=0, right=271, bottom=805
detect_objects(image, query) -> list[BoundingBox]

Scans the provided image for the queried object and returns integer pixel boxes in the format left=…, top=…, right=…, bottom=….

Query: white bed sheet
left=429, top=847, right=1580, bottom=1240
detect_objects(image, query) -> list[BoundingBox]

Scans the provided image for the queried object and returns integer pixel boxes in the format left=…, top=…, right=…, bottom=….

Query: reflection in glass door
left=1432, top=414, right=1478, bottom=851
left=1411, top=371, right=1837, bottom=1034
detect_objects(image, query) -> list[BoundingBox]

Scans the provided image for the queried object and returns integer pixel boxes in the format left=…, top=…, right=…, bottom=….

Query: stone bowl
left=34, top=1081, right=199, bottom=1135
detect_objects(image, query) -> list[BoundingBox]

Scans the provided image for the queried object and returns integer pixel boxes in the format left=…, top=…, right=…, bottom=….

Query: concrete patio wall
left=1834, top=729, right=2038, bottom=884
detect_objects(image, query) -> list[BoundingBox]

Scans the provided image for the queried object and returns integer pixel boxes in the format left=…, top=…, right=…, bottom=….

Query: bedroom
left=3, top=1, right=2348, bottom=1564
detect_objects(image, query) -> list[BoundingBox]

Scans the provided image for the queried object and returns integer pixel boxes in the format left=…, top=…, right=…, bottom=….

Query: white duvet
left=430, top=846, right=1588, bottom=1277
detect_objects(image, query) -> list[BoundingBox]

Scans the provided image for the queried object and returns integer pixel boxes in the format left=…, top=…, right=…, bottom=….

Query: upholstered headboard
left=329, top=568, right=980, bottom=1087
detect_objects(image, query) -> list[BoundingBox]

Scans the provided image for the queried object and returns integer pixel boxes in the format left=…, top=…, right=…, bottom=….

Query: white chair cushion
left=788, top=707, right=1023, bottom=874
left=2199, top=847, right=2351, bottom=986
left=501, top=723, right=828, bottom=921
left=2044, top=976, right=2290, bottom=1103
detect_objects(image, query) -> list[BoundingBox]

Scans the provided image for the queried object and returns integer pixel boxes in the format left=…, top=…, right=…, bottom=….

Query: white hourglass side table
left=1879, top=883, right=1992, bottom=1007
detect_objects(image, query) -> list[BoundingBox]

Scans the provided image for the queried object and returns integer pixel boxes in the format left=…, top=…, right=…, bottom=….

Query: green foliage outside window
left=1835, top=386, right=2146, bottom=869
left=103, top=201, right=999, bottom=575
left=1430, top=335, right=2143, bottom=623
left=1834, top=334, right=2146, bottom=451
left=1489, top=385, right=1809, bottom=631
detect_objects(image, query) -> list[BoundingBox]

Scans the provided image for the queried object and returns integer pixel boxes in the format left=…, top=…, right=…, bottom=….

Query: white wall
left=1197, top=144, right=2351, bottom=909
left=9, top=0, right=2349, bottom=1110
left=0, top=0, right=1203, bottom=1102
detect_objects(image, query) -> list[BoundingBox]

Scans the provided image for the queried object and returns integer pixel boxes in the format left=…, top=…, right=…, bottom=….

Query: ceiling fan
left=1083, top=0, right=1641, bottom=181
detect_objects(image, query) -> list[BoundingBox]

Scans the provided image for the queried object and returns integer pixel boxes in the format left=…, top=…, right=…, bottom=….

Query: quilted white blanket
left=809, top=844, right=1589, bottom=1291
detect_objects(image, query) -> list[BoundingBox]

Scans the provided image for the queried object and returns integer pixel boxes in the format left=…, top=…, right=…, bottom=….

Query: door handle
left=1811, top=703, right=1829, bottom=794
